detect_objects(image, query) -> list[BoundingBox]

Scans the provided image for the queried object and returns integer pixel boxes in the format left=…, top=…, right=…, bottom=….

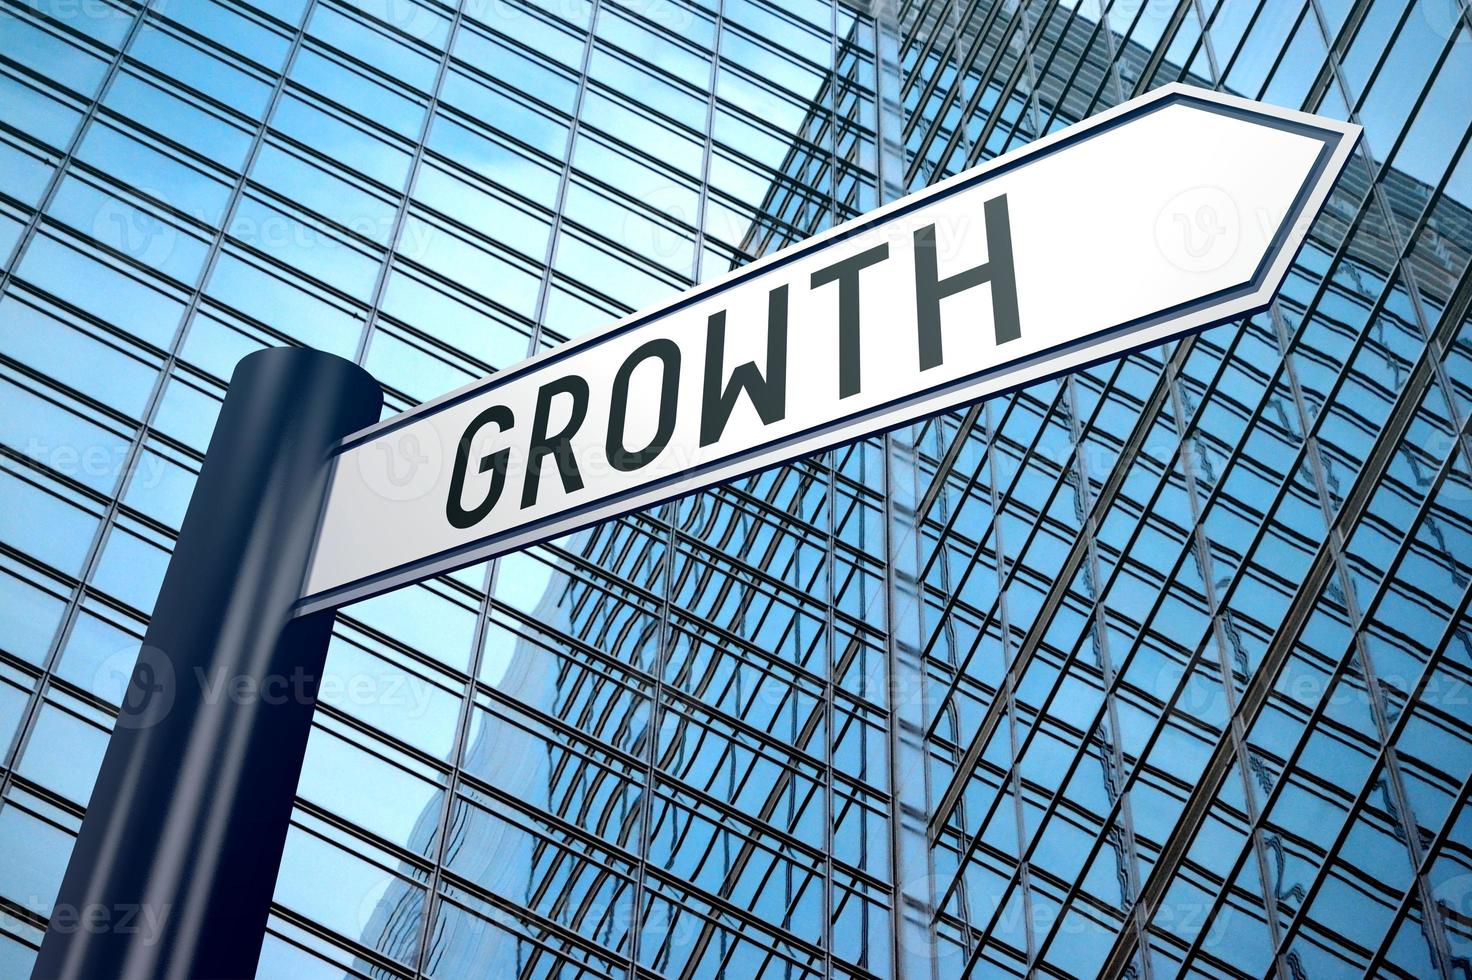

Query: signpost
left=33, top=83, right=1358, bottom=980
left=299, top=84, right=1358, bottom=614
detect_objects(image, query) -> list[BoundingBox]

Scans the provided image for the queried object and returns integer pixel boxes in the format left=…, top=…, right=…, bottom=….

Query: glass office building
left=0, top=0, right=1469, bottom=976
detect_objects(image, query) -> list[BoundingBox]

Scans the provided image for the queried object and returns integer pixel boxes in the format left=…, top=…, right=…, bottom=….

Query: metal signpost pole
left=31, top=348, right=382, bottom=980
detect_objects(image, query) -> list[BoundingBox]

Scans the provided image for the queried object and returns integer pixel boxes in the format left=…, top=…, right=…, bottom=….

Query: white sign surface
left=298, top=84, right=1358, bottom=614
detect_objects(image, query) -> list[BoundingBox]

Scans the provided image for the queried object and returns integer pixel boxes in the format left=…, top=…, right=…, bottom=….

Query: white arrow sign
left=297, top=84, right=1358, bottom=614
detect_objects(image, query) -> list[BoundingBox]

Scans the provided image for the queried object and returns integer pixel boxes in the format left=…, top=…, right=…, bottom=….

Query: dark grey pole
left=31, top=347, right=382, bottom=980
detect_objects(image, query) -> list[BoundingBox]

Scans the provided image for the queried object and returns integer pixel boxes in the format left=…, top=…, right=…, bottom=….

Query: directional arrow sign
left=297, top=84, right=1358, bottom=614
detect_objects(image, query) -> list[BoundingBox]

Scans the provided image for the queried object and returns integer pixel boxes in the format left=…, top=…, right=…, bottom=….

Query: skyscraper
left=0, top=0, right=1468, bottom=978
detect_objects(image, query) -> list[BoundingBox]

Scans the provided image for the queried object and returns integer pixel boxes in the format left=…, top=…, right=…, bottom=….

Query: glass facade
left=0, top=0, right=1468, bottom=977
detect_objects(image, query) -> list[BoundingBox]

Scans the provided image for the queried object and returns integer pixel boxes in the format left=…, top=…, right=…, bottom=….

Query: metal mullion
left=313, top=0, right=449, bottom=55
left=430, top=867, right=636, bottom=978
left=1093, top=255, right=1472, bottom=976
left=1243, top=0, right=1321, bottom=104
left=1032, top=0, right=1128, bottom=139
left=961, top=397, right=1038, bottom=967
left=270, top=77, right=423, bottom=153
left=1361, top=768, right=1472, bottom=977
left=950, top=606, right=1211, bottom=966
left=1024, top=1, right=1110, bottom=123
left=479, top=800, right=636, bottom=925
left=657, top=684, right=832, bottom=797
left=112, top=25, right=278, bottom=123
left=902, top=0, right=1014, bottom=183
left=526, top=539, right=670, bottom=617
left=1320, top=30, right=1472, bottom=515
left=897, top=0, right=965, bottom=107
left=663, top=604, right=847, bottom=715
left=430, top=95, right=565, bottom=171
left=1171, top=345, right=1436, bottom=977
left=1263, top=577, right=1472, bottom=975
left=1059, top=363, right=1152, bottom=977
left=1278, top=24, right=1472, bottom=968
left=1160, top=261, right=1460, bottom=640
left=524, top=0, right=601, bottom=354
left=926, top=356, right=1215, bottom=840
left=22, top=182, right=205, bottom=295
left=639, top=760, right=891, bottom=896
left=983, top=316, right=1260, bottom=620
left=296, top=30, right=437, bottom=103
left=699, top=475, right=833, bottom=595
left=2, top=0, right=133, bottom=53
left=915, top=381, right=1074, bottom=592
left=1129, top=0, right=1196, bottom=97
left=913, top=393, right=1085, bottom=680
left=306, top=699, right=458, bottom=773
left=1053, top=0, right=1177, bottom=128
left=384, top=175, right=552, bottom=262
left=644, top=780, right=858, bottom=904
left=1094, top=0, right=1157, bottom=100
left=215, top=231, right=375, bottom=312
left=948, top=0, right=1047, bottom=172
left=673, top=533, right=873, bottom=643
left=543, top=652, right=642, bottom=761
left=337, top=610, right=492, bottom=677
left=1011, top=501, right=1311, bottom=973
left=821, top=8, right=842, bottom=958
left=450, top=736, right=645, bottom=847
left=0, top=2, right=150, bottom=304
left=0, top=0, right=328, bottom=812
left=991, top=0, right=1073, bottom=158
left=668, top=544, right=821, bottom=670
left=915, top=349, right=1139, bottom=538
left=1185, top=0, right=1229, bottom=85
left=148, top=0, right=301, bottom=79
left=1274, top=395, right=1463, bottom=978
left=1164, top=349, right=1296, bottom=979
left=267, top=904, right=418, bottom=979
left=290, top=797, right=438, bottom=878
left=930, top=7, right=1230, bottom=929
left=0, top=426, right=137, bottom=515
left=79, top=94, right=248, bottom=190
left=659, top=698, right=817, bottom=804
left=1335, top=0, right=1417, bottom=129
left=663, top=615, right=836, bottom=715
left=943, top=695, right=1147, bottom=959
left=658, top=736, right=834, bottom=973
left=1191, top=477, right=1472, bottom=975
left=868, top=13, right=930, bottom=972
left=253, top=120, right=409, bottom=203
left=1031, top=0, right=1132, bottom=143
left=414, top=132, right=562, bottom=217
left=1207, top=0, right=1281, bottom=91
left=895, top=0, right=981, bottom=144
left=914, top=404, right=987, bottom=523
left=699, top=456, right=829, bottom=528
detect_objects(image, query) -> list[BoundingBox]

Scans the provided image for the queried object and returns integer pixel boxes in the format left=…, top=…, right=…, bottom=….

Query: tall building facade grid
left=0, top=0, right=1468, bottom=978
